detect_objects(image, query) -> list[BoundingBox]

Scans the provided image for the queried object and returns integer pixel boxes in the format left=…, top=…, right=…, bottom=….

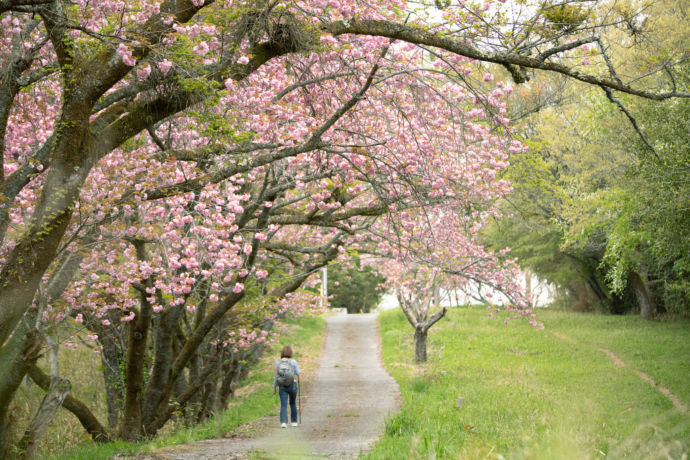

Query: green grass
left=32, top=315, right=326, bottom=460
left=367, top=307, right=690, bottom=459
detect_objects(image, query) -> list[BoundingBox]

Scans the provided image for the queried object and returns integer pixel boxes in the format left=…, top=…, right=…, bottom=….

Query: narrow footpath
left=156, top=313, right=400, bottom=459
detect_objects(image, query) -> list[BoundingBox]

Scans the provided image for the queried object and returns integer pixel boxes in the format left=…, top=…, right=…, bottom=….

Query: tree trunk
left=218, top=353, right=240, bottom=410
left=119, top=302, right=152, bottom=440
left=198, top=360, right=218, bottom=423
left=414, top=328, right=427, bottom=363
left=119, top=240, right=155, bottom=441
left=145, top=290, right=245, bottom=426
left=200, top=385, right=217, bottom=423
left=144, top=352, right=222, bottom=436
left=186, top=353, right=201, bottom=427
left=119, top=315, right=149, bottom=440
left=585, top=275, right=610, bottom=305
left=0, top=96, right=94, bottom=347
left=16, top=334, right=66, bottom=459
left=0, top=317, right=41, bottom=458
left=100, top=339, right=124, bottom=430
left=142, top=305, right=184, bottom=427
left=18, top=376, right=71, bottom=459
left=81, top=309, right=124, bottom=430
left=630, top=270, right=655, bottom=320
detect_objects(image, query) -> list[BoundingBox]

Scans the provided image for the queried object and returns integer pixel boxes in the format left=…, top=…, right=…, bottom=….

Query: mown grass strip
left=39, top=315, right=326, bottom=460
left=367, top=307, right=690, bottom=459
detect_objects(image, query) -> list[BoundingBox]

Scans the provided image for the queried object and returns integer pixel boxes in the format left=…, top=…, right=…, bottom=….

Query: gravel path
left=155, top=313, right=400, bottom=459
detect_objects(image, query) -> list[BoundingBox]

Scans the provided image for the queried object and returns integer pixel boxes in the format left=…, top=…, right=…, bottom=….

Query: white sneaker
left=291, top=422, right=298, bottom=427
left=281, top=423, right=287, bottom=428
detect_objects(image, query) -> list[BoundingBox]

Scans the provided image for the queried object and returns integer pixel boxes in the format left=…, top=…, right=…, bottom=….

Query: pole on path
left=320, top=266, right=327, bottom=309
left=298, top=375, right=301, bottom=425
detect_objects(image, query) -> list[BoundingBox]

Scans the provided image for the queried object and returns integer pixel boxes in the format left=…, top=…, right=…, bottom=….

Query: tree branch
left=601, top=86, right=660, bottom=161
left=26, top=364, right=110, bottom=442
left=324, top=19, right=689, bottom=100
left=0, top=0, right=54, bottom=14
left=422, top=307, right=447, bottom=333
left=397, top=292, right=419, bottom=329
left=272, top=72, right=354, bottom=102
left=537, top=35, right=599, bottom=62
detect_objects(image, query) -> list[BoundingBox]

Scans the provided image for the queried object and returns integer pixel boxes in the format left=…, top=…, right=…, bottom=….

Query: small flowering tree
left=372, top=199, right=542, bottom=363
left=395, top=267, right=448, bottom=363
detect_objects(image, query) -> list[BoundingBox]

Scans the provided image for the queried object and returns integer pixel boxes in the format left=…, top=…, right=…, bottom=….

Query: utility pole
left=321, top=266, right=328, bottom=308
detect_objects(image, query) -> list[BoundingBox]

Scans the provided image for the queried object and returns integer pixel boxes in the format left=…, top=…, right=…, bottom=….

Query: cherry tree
left=372, top=200, right=540, bottom=363
left=395, top=266, right=448, bottom=363
left=2, top=0, right=686, bottom=339
left=14, top=26, right=521, bottom=442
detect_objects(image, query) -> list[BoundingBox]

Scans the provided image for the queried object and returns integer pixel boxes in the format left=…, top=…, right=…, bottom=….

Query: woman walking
left=273, top=345, right=300, bottom=427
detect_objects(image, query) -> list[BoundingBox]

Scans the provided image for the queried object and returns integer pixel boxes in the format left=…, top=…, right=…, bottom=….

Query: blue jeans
left=278, top=382, right=298, bottom=423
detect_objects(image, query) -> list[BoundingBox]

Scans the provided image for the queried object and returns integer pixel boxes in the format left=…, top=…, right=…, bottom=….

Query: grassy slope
left=32, top=315, right=325, bottom=460
left=368, top=307, right=690, bottom=459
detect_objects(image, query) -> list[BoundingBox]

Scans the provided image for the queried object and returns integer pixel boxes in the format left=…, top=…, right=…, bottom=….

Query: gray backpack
left=276, top=359, right=294, bottom=386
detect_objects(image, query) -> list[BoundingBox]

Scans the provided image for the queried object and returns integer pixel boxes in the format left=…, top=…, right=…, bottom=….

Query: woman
left=273, top=345, right=300, bottom=427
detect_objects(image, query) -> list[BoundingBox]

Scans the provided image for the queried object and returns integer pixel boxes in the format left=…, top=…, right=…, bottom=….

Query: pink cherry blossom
left=116, top=43, right=136, bottom=66
left=158, top=59, right=172, bottom=74
left=137, top=64, right=151, bottom=80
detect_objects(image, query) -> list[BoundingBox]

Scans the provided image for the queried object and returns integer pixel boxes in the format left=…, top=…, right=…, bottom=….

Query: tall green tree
left=598, top=83, right=690, bottom=317
left=487, top=0, right=690, bottom=317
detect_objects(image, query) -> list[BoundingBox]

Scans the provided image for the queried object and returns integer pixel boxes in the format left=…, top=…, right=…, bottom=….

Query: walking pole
left=298, top=375, right=301, bottom=425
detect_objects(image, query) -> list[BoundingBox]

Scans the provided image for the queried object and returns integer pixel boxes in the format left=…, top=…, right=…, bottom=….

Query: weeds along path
left=156, top=313, right=400, bottom=459
left=551, top=331, right=688, bottom=414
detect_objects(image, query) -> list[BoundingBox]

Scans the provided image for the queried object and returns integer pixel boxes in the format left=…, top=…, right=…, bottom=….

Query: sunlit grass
left=367, top=307, right=690, bottom=459
left=30, top=315, right=325, bottom=460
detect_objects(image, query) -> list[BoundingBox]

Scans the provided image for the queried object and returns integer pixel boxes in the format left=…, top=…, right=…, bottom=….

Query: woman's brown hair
left=280, top=346, right=293, bottom=359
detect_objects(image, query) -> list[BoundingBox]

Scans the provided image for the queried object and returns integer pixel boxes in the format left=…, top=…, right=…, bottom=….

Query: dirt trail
left=551, top=331, right=688, bottom=414
left=155, top=313, right=400, bottom=459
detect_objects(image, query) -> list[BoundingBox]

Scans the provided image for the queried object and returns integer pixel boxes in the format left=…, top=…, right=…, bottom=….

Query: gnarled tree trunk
left=119, top=240, right=154, bottom=441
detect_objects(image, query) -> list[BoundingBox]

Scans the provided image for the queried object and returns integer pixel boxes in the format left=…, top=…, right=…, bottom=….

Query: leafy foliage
left=489, top=62, right=690, bottom=316
left=326, top=258, right=385, bottom=314
left=601, top=84, right=690, bottom=314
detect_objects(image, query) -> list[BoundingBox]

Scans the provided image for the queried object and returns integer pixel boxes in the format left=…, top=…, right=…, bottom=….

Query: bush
left=327, top=258, right=385, bottom=314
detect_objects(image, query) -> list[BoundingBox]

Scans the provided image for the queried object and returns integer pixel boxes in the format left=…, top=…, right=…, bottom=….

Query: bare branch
left=537, top=35, right=599, bottom=62
left=272, top=72, right=354, bottom=102
left=397, top=291, right=419, bottom=328
left=597, top=39, right=623, bottom=86
left=93, top=82, right=149, bottom=113
left=422, top=307, right=447, bottom=333
left=601, top=86, right=660, bottom=161
left=324, top=19, right=690, bottom=100
left=26, top=364, right=110, bottom=442
left=147, top=126, right=168, bottom=152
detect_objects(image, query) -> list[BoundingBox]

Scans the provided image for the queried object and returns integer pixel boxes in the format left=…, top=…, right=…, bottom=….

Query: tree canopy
left=485, top=0, right=690, bottom=317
